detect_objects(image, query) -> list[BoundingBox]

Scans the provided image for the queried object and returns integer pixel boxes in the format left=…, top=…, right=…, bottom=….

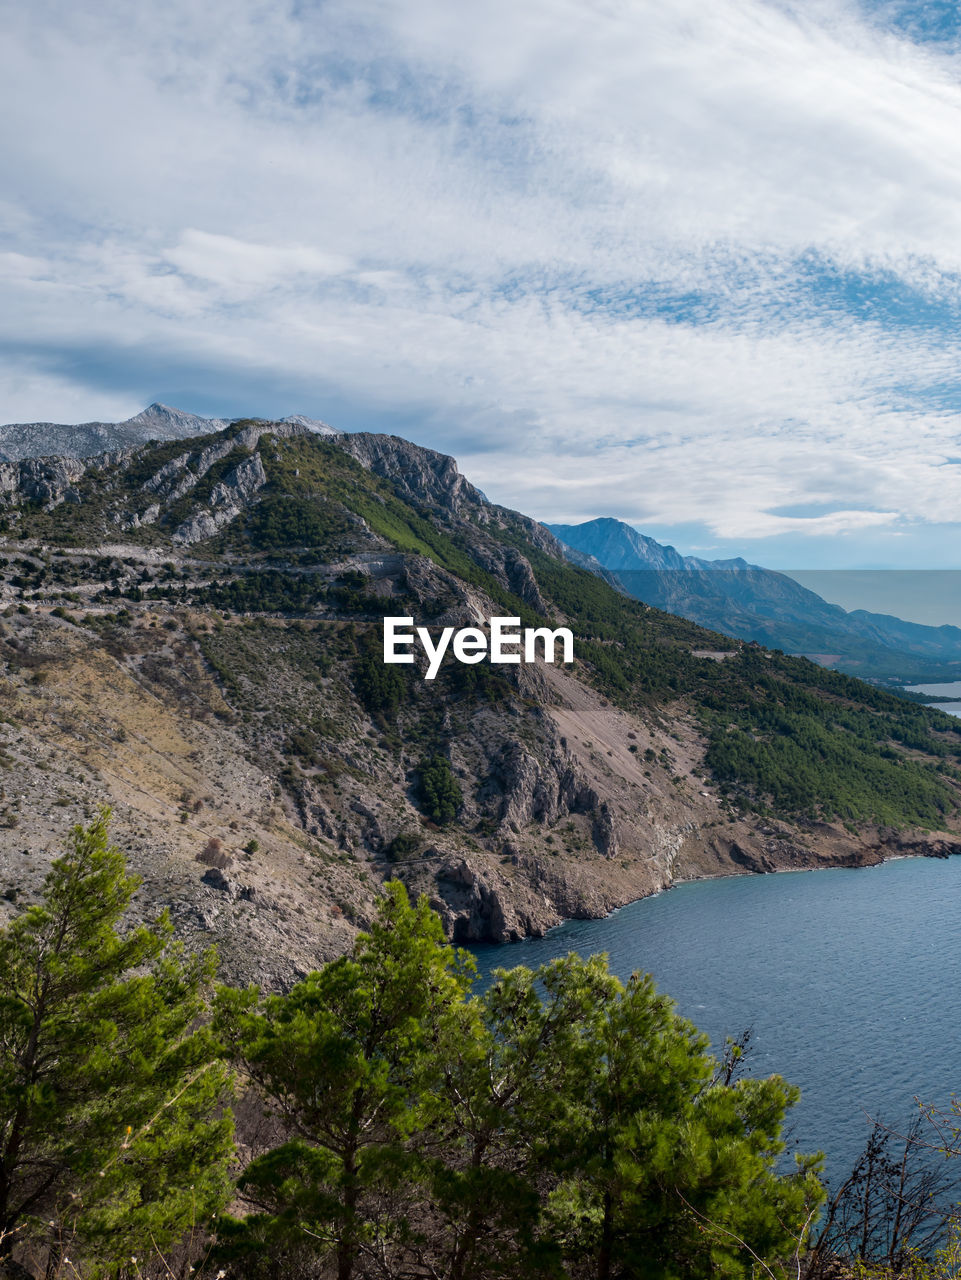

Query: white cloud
left=3, top=0, right=961, bottom=550
left=164, top=231, right=353, bottom=298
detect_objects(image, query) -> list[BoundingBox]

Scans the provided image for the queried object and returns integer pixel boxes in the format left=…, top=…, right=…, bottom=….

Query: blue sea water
left=470, top=857, right=961, bottom=1187
left=907, top=680, right=961, bottom=719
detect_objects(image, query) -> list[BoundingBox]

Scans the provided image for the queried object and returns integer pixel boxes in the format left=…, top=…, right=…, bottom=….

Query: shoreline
left=470, top=842, right=961, bottom=956
left=477, top=838, right=961, bottom=949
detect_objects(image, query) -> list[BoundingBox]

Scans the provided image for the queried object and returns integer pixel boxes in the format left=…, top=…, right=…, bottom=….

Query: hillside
left=1, top=421, right=960, bottom=986
left=550, top=516, right=961, bottom=681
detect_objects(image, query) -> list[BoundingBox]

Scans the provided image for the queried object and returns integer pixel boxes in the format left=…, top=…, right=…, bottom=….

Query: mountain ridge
left=0, top=421, right=959, bottom=985
left=549, top=516, right=961, bottom=681
left=0, top=402, right=338, bottom=463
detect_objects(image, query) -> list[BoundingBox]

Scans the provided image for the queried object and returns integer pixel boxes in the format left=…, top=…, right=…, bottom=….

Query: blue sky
left=3, top=0, right=961, bottom=568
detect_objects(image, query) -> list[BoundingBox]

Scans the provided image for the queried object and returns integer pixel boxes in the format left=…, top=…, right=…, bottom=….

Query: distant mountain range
left=0, top=403, right=338, bottom=462
left=548, top=517, right=961, bottom=682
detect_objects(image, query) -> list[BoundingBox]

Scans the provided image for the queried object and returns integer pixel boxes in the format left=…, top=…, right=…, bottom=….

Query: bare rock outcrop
left=171, top=453, right=267, bottom=545
left=0, top=456, right=86, bottom=509
left=340, top=433, right=479, bottom=516
left=427, top=856, right=556, bottom=943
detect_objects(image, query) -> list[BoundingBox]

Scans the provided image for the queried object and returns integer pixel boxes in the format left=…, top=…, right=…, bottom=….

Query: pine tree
left=215, top=881, right=476, bottom=1280
left=0, top=810, right=233, bottom=1273
left=417, top=756, right=463, bottom=825
left=532, top=962, right=824, bottom=1279
left=218, top=898, right=823, bottom=1280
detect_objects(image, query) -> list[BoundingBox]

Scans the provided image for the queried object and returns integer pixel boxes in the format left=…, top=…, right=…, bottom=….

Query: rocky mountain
left=549, top=517, right=961, bottom=681
left=0, top=402, right=337, bottom=462
left=1, top=423, right=959, bottom=989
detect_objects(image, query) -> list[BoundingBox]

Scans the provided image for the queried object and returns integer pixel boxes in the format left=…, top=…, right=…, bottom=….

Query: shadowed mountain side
left=549, top=517, right=961, bottom=681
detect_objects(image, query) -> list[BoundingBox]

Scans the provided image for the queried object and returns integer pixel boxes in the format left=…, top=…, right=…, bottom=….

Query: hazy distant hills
left=0, top=402, right=338, bottom=462
left=548, top=517, right=961, bottom=682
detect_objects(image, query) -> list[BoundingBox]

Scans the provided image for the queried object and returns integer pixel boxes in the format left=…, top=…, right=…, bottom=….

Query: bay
left=906, top=680, right=961, bottom=719
left=470, top=856, right=961, bottom=1187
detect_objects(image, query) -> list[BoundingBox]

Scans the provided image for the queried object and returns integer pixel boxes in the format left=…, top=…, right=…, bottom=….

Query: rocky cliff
left=0, top=421, right=959, bottom=988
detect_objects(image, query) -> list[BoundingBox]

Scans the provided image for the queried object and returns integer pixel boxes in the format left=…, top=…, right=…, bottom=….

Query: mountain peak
left=0, top=404, right=344, bottom=462
left=129, top=402, right=189, bottom=420
left=121, top=404, right=231, bottom=436
left=548, top=517, right=691, bottom=572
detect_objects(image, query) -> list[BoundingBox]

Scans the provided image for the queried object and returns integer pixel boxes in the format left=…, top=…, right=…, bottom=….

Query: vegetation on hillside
left=0, top=813, right=232, bottom=1275
left=0, top=819, right=833, bottom=1279
left=4, top=421, right=961, bottom=831
left=494, top=545, right=961, bottom=827
left=416, top=753, right=464, bottom=824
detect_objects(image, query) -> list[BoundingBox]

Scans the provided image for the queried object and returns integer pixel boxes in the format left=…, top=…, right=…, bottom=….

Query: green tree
left=419, top=954, right=618, bottom=1280
left=540, top=964, right=824, bottom=1279
left=428, top=956, right=822, bottom=1280
left=219, top=896, right=822, bottom=1280
left=353, top=640, right=407, bottom=717
left=0, top=811, right=233, bottom=1273
left=417, top=755, right=463, bottom=825
left=215, top=882, right=476, bottom=1280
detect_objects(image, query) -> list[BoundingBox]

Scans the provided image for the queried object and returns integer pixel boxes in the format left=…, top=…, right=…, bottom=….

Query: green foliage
left=384, top=831, right=422, bottom=862
left=698, top=650, right=959, bottom=824
left=214, top=883, right=476, bottom=1279
left=247, top=494, right=349, bottom=551
left=571, top=974, right=818, bottom=1278
left=258, top=434, right=539, bottom=623
left=287, top=726, right=324, bottom=766
left=185, top=568, right=328, bottom=614
left=465, top=957, right=823, bottom=1280
left=216, top=888, right=823, bottom=1280
left=0, top=811, right=233, bottom=1272
left=417, top=754, right=464, bottom=824
left=444, top=657, right=514, bottom=705
left=490, top=542, right=961, bottom=827
left=354, top=637, right=408, bottom=717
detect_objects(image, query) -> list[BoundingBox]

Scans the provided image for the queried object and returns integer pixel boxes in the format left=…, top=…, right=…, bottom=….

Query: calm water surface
left=906, top=680, right=961, bottom=719
left=470, top=857, right=961, bottom=1185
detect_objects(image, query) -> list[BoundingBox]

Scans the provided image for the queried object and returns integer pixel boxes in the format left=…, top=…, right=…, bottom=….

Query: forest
left=1, top=816, right=958, bottom=1280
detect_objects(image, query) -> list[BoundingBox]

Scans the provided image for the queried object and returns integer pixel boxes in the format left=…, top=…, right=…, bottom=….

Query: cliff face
left=0, top=455, right=89, bottom=507
left=0, top=421, right=959, bottom=987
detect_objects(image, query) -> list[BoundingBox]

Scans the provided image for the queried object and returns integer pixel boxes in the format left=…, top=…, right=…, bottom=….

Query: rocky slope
left=0, top=402, right=337, bottom=463
left=1, top=422, right=959, bottom=988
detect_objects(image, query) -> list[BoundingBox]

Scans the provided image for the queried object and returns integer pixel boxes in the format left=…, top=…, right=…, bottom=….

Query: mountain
left=549, top=517, right=961, bottom=681
left=1, top=423, right=959, bottom=987
left=0, top=402, right=338, bottom=462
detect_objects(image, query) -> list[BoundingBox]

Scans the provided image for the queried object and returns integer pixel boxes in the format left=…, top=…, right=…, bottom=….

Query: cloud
left=163, top=231, right=353, bottom=298
left=3, top=0, right=961, bottom=553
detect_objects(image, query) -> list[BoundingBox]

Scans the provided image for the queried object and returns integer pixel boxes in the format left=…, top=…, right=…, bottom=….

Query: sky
left=3, top=0, right=961, bottom=568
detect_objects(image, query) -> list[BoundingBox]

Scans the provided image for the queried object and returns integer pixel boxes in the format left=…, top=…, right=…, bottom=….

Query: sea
left=783, top=570, right=961, bottom=629
left=905, top=681, right=961, bottom=719
left=467, top=573, right=961, bottom=1190
left=470, top=856, right=961, bottom=1190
